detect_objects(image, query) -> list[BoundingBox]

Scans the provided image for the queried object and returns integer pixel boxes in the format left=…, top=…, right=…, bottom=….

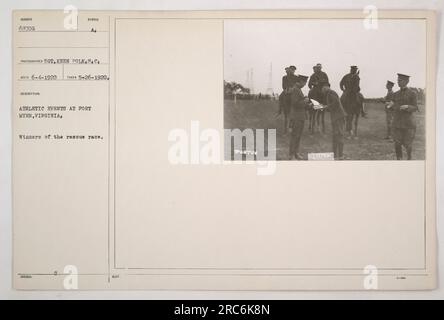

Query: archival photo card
left=12, top=10, right=436, bottom=291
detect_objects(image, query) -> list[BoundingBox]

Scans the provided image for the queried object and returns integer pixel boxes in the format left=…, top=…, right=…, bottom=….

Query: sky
left=224, top=19, right=426, bottom=98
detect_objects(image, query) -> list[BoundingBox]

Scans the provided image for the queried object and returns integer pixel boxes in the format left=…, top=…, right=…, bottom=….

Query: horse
left=308, top=109, right=325, bottom=135
left=307, top=87, right=326, bottom=135
left=341, top=91, right=364, bottom=138
left=340, top=73, right=364, bottom=138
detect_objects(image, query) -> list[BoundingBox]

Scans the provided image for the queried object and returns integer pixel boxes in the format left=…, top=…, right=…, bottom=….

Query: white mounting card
left=12, top=10, right=437, bottom=290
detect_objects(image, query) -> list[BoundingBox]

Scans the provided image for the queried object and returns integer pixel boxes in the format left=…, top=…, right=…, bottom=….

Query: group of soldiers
left=278, top=64, right=419, bottom=160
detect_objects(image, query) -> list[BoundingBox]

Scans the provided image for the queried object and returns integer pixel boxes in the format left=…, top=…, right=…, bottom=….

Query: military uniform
left=340, top=73, right=361, bottom=93
left=325, top=88, right=346, bottom=159
left=391, top=87, right=418, bottom=158
left=384, top=88, right=395, bottom=138
left=279, top=74, right=298, bottom=115
left=308, top=71, right=329, bottom=103
left=289, top=86, right=309, bottom=159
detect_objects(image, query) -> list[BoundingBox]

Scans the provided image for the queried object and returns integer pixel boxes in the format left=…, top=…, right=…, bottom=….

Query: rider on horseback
left=340, top=66, right=366, bottom=139
left=278, top=65, right=297, bottom=133
left=308, top=63, right=329, bottom=134
left=308, top=63, right=329, bottom=103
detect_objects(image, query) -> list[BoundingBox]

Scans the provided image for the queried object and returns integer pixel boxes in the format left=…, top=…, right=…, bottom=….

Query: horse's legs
left=284, top=113, right=288, bottom=133
left=320, top=111, right=325, bottom=134
left=345, top=114, right=353, bottom=138
left=308, top=111, right=312, bottom=131
left=309, top=111, right=315, bottom=134
left=353, top=114, right=359, bottom=137
left=312, top=111, right=316, bottom=134
left=307, top=110, right=311, bottom=131
left=315, top=111, right=320, bottom=132
left=315, top=110, right=320, bottom=133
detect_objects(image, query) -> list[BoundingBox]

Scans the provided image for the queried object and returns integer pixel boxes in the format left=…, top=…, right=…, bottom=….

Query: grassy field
left=224, top=99, right=425, bottom=160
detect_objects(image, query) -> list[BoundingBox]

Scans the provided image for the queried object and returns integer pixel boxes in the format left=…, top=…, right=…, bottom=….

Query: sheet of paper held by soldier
left=12, top=10, right=437, bottom=290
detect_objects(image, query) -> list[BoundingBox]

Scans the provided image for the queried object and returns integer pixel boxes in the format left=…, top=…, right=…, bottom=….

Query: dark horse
left=340, top=72, right=364, bottom=138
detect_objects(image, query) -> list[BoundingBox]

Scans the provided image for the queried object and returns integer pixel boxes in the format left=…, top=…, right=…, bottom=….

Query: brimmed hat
left=397, top=73, right=410, bottom=80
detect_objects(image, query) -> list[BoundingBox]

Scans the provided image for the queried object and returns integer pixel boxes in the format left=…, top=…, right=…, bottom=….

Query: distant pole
left=245, top=70, right=250, bottom=89
left=266, top=63, right=274, bottom=96
left=250, top=68, right=254, bottom=95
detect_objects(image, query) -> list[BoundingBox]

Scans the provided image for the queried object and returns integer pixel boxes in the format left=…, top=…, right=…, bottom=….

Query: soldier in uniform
left=308, top=63, right=329, bottom=134
left=308, top=63, right=329, bottom=103
left=340, top=66, right=361, bottom=95
left=289, top=75, right=311, bottom=160
left=320, top=81, right=346, bottom=160
left=384, top=80, right=395, bottom=140
left=387, top=73, right=418, bottom=160
left=278, top=66, right=298, bottom=133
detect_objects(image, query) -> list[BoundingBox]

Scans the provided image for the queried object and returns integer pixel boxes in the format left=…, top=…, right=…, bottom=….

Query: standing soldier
left=320, top=81, right=346, bottom=160
left=387, top=73, right=418, bottom=160
left=278, top=65, right=298, bottom=133
left=384, top=80, right=395, bottom=140
left=289, top=75, right=311, bottom=160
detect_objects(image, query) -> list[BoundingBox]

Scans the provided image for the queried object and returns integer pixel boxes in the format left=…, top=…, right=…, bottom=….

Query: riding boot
left=361, top=102, right=367, bottom=118
left=406, top=146, right=412, bottom=160
left=321, top=114, right=326, bottom=134
left=395, top=143, right=403, bottom=160
left=338, top=142, right=344, bottom=159
left=332, top=139, right=337, bottom=159
left=384, top=127, right=391, bottom=139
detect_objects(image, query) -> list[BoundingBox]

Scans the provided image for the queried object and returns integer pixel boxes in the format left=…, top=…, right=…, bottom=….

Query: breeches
left=332, top=118, right=345, bottom=144
left=392, top=127, right=416, bottom=147
left=290, top=119, right=305, bottom=155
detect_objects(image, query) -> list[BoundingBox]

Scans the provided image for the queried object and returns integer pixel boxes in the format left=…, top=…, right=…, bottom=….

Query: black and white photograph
left=224, top=19, right=426, bottom=161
